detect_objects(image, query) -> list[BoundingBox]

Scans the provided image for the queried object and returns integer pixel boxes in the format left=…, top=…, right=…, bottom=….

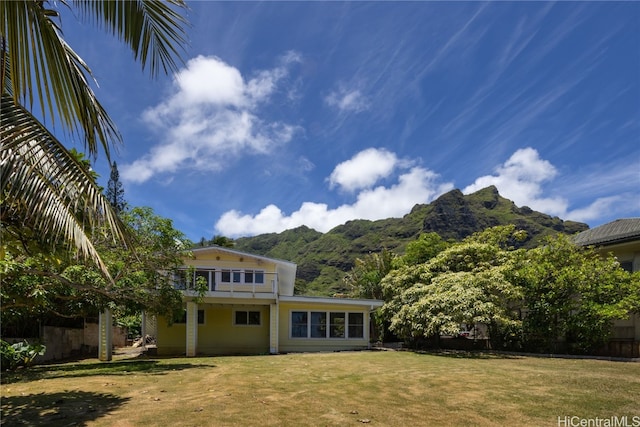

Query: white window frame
left=194, top=269, right=215, bottom=291
left=291, top=311, right=308, bottom=338
left=244, top=269, right=266, bottom=284
left=219, top=269, right=266, bottom=285
left=174, top=309, right=205, bottom=325
left=221, top=269, right=232, bottom=283
left=289, top=310, right=366, bottom=339
left=174, top=269, right=216, bottom=291
left=233, top=309, right=262, bottom=327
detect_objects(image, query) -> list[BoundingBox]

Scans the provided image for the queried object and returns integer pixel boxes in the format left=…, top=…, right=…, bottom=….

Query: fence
left=3, top=322, right=127, bottom=363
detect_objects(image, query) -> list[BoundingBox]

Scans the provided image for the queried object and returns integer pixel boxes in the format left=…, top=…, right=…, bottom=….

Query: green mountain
left=234, top=186, right=588, bottom=296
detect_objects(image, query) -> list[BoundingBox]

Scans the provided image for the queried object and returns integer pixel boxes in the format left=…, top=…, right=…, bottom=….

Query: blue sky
left=58, top=1, right=639, bottom=241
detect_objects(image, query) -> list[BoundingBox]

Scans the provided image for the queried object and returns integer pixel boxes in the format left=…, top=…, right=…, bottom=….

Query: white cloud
left=325, top=86, right=370, bottom=113
left=463, top=147, right=568, bottom=215
left=215, top=146, right=638, bottom=237
left=564, top=196, right=623, bottom=223
left=215, top=154, right=454, bottom=236
left=172, top=55, right=245, bottom=107
left=122, top=53, right=300, bottom=183
left=328, top=148, right=399, bottom=192
left=462, top=147, right=640, bottom=224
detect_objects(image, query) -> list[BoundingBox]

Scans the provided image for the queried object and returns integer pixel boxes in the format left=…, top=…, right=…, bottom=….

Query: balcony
left=174, top=268, right=278, bottom=299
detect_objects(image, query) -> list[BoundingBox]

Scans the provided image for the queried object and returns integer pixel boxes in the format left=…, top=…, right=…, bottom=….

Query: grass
left=1, top=350, right=639, bottom=426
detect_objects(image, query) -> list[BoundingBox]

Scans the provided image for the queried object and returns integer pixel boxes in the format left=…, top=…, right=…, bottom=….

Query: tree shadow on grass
left=1, top=359, right=215, bottom=384
left=413, top=349, right=524, bottom=359
left=1, top=390, right=128, bottom=427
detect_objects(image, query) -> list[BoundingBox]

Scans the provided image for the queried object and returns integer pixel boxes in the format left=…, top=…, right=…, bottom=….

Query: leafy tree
left=381, top=226, right=525, bottom=348
left=515, top=234, right=640, bottom=354
left=344, top=248, right=396, bottom=340
left=106, top=162, right=127, bottom=213
left=380, top=225, right=639, bottom=354
left=1, top=206, right=189, bottom=331
left=401, top=232, right=449, bottom=266
left=386, top=268, right=522, bottom=347
left=1, top=0, right=189, bottom=276
left=210, top=235, right=235, bottom=248
left=345, top=248, right=395, bottom=300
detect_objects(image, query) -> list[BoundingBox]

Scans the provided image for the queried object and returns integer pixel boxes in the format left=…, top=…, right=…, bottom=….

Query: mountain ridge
left=233, top=186, right=588, bottom=295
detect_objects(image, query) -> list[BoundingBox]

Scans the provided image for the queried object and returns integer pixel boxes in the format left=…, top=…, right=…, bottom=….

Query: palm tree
left=1, top=1, right=189, bottom=276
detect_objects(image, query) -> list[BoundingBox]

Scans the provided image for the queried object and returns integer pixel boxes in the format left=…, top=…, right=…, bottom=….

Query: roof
left=573, top=218, right=640, bottom=247
left=189, top=245, right=297, bottom=267
left=279, top=295, right=384, bottom=308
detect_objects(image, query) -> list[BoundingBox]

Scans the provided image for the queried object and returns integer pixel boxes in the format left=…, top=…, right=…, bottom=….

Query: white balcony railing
left=174, top=269, right=277, bottom=295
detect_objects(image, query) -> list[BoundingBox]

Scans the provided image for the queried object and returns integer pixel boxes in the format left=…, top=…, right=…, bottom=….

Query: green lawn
left=1, top=351, right=639, bottom=426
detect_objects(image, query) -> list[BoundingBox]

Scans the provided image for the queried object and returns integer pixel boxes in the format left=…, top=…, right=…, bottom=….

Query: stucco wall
left=13, top=323, right=128, bottom=362
left=41, top=326, right=85, bottom=361
left=84, top=323, right=127, bottom=348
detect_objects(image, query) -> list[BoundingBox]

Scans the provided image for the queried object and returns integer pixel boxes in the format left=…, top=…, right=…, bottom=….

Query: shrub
left=1, top=339, right=46, bottom=371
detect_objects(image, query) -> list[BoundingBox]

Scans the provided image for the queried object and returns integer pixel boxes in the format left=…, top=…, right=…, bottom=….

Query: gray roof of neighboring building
left=574, top=218, right=640, bottom=247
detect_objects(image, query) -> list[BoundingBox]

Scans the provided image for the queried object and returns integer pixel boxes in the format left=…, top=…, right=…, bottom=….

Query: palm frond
left=1, top=93, right=132, bottom=279
left=73, top=0, right=189, bottom=78
left=1, top=0, right=121, bottom=157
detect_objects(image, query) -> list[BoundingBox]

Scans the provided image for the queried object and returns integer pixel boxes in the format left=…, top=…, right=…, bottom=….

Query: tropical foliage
left=400, top=232, right=450, bottom=266
left=1, top=0, right=189, bottom=276
left=515, top=234, right=640, bottom=353
left=1, top=205, right=189, bottom=335
left=357, top=225, right=640, bottom=354
left=0, top=339, right=46, bottom=371
left=344, top=248, right=396, bottom=300
left=380, top=226, right=525, bottom=348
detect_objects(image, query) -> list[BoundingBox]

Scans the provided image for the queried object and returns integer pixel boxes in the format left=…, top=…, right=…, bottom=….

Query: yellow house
left=574, top=218, right=640, bottom=356
left=153, top=246, right=383, bottom=356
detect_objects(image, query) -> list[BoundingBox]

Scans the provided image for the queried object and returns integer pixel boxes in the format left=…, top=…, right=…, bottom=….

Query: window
left=310, top=312, right=327, bottom=338
left=232, top=270, right=241, bottom=283
left=330, top=313, right=345, bottom=338
left=255, top=271, right=264, bottom=284
left=620, top=261, right=634, bottom=273
left=348, top=313, right=364, bottom=338
left=173, top=270, right=188, bottom=290
left=235, top=310, right=261, bottom=326
left=219, top=269, right=266, bottom=285
left=174, top=269, right=216, bottom=291
left=221, top=269, right=241, bottom=283
left=195, top=270, right=213, bottom=290
left=174, top=309, right=204, bottom=324
left=291, top=311, right=365, bottom=339
left=244, top=270, right=265, bottom=284
left=221, top=270, right=231, bottom=283
left=291, top=311, right=308, bottom=337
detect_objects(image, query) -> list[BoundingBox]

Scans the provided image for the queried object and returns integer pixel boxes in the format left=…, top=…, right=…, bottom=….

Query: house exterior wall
left=612, top=314, right=640, bottom=341
left=156, top=317, right=187, bottom=356
left=197, top=305, right=270, bottom=355
left=155, top=247, right=382, bottom=356
left=278, top=300, right=372, bottom=353
left=591, top=238, right=640, bottom=341
left=156, top=304, right=271, bottom=355
left=186, top=247, right=296, bottom=295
